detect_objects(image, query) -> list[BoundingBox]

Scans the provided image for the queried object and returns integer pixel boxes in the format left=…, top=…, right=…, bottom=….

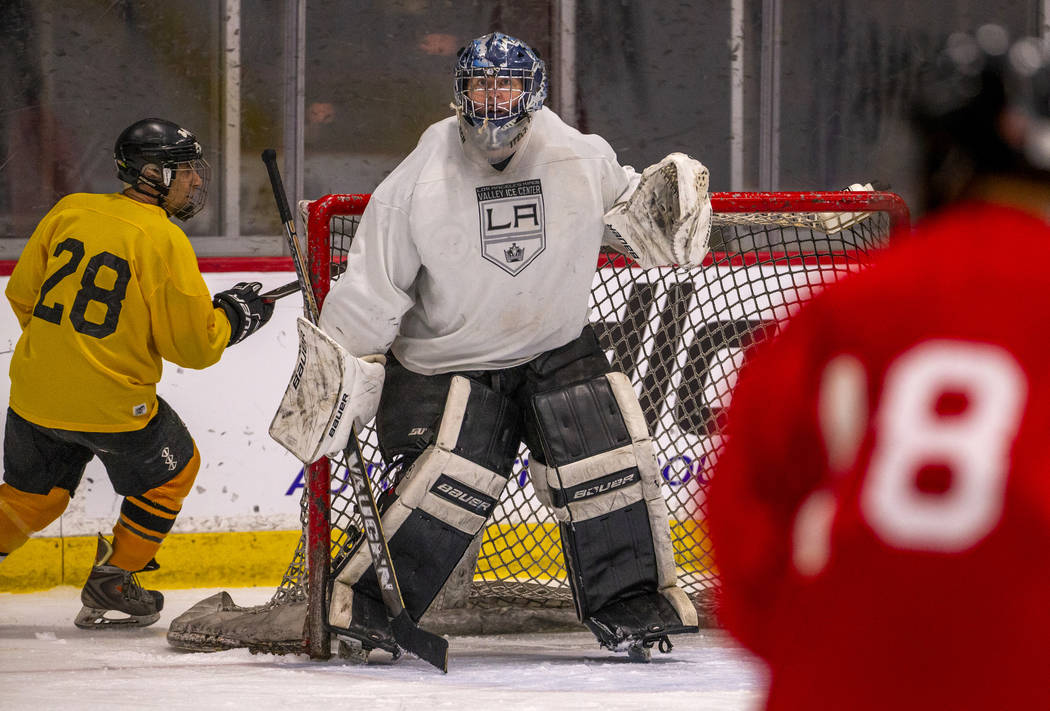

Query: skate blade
left=336, top=638, right=371, bottom=663
left=74, top=606, right=160, bottom=629
left=621, top=623, right=700, bottom=660
left=329, top=625, right=401, bottom=658
left=627, top=643, right=652, bottom=663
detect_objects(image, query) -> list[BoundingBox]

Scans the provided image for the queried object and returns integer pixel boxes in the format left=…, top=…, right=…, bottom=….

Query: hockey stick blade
left=390, top=610, right=449, bottom=672
left=261, top=261, right=348, bottom=304
left=260, top=281, right=300, bottom=303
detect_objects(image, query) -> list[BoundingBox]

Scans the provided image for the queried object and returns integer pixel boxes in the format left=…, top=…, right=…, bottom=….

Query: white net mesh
left=277, top=195, right=897, bottom=613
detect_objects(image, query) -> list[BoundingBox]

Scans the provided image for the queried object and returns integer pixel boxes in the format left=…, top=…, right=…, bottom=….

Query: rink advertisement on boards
left=0, top=261, right=849, bottom=538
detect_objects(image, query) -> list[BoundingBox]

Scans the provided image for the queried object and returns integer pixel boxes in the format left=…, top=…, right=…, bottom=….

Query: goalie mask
left=114, top=118, right=211, bottom=221
left=453, top=32, right=547, bottom=163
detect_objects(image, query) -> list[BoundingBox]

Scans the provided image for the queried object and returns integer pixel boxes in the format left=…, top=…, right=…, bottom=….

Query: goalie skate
left=74, top=534, right=163, bottom=629
left=326, top=584, right=401, bottom=659
left=583, top=592, right=698, bottom=662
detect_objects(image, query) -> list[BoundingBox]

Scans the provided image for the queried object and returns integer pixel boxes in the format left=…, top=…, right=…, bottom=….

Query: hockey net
left=168, top=190, right=908, bottom=658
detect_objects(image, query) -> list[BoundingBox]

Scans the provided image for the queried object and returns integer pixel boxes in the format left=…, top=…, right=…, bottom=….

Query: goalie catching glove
left=268, top=317, right=385, bottom=463
left=603, top=152, right=712, bottom=268
left=213, top=282, right=275, bottom=346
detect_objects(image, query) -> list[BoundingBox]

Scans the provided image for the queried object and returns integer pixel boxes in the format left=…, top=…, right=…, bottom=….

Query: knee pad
left=329, top=375, right=520, bottom=627
left=531, top=372, right=696, bottom=626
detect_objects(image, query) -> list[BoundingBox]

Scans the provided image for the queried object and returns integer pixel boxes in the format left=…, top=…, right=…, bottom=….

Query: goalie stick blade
left=390, top=610, right=449, bottom=673
left=326, top=613, right=448, bottom=672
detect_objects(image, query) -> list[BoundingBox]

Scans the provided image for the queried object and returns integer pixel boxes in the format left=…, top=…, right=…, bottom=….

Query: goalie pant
left=327, top=326, right=698, bottom=651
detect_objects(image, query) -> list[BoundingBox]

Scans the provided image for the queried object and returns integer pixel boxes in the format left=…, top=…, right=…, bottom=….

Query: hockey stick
left=261, top=149, right=448, bottom=672
left=260, top=261, right=347, bottom=304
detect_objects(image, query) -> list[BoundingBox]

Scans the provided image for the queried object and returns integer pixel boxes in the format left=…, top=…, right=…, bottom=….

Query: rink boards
left=0, top=257, right=855, bottom=591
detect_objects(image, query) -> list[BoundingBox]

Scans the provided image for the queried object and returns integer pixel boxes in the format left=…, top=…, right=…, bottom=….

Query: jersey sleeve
left=6, top=206, right=59, bottom=330
left=318, top=195, right=421, bottom=357
left=705, top=301, right=831, bottom=657
left=142, top=228, right=230, bottom=369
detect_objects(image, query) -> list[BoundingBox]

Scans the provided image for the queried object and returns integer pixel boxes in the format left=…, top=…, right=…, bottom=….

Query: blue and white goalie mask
left=453, top=32, right=548, bottom=163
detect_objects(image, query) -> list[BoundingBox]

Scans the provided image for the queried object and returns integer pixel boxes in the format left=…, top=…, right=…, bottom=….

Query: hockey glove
left=213, top=281, right=275, bottom=347
left=269, top=317, right=386, bottom=464
left=603, top=153, right=712, bottom=268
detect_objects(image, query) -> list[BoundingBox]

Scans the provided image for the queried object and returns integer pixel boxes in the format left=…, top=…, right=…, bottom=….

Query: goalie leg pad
left=328, top=375, right=521, bottom=629
left=530, top=372, right=697, bottom=632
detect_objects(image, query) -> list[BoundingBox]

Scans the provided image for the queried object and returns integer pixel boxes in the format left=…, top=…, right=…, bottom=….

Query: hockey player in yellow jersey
left=0, top=118, right=274, bottom=628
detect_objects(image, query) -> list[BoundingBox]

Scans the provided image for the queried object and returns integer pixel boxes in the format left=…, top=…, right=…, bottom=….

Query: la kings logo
left=476, top=179, right=545, bottom=275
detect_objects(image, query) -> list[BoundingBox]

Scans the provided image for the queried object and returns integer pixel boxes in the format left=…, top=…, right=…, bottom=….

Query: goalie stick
left=261, top=149, right=449, bottom=672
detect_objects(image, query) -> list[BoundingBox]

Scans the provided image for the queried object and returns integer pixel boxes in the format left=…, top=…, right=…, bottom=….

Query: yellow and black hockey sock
left=110, top=445, right=200, bottom=571
left=0, top=483, right=71, bottom=556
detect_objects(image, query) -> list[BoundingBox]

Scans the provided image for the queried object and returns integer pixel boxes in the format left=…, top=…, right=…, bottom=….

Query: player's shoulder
left=43, top=192, right=176, bottom=236
left=880, top=200, right=1050, bottom=275
left=925, top=199, right=1050, bottom=243
left=371, top=116, right=460, bottom=206
left=530, top=107, right=619, bottom=162
left=808, top=199, right=1049, bottom=315
left=45, top=191, right=112, bottom=217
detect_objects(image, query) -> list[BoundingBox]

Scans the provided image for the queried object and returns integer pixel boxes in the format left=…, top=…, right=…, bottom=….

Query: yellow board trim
left=1, top=519, right=714, bottom=593
left=0, top=530, right=300, bottom=593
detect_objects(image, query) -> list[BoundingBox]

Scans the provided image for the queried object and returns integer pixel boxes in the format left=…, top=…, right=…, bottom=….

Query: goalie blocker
left=269, top=317, right=385, bottom=465
left=327, top=327, right=698, bottom=659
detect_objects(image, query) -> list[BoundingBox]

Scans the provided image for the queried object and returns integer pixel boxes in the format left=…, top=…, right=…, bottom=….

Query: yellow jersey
left=6, top=192, right=232, bottom=432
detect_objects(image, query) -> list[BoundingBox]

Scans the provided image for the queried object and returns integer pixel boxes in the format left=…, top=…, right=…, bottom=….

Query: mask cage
left=454, top=67, right=538, bottom=128
left=165, top=158, right=211, bottom=221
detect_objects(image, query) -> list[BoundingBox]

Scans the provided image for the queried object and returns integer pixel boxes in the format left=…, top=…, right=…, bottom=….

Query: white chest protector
left=319, top=107, right=634, bottom=375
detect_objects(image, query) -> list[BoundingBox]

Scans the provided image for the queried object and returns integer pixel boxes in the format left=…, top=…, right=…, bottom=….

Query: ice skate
left=584, top=592, right=698, bottom=662
left=74, top=533, right=164, bottom=629
left=327, top=586, right=399, bottom=658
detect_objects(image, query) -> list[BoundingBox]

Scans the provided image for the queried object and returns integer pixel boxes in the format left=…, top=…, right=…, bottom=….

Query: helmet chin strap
left=124, top=174, right=191, bottom=219
left=124, top=180, right=165, bottom=208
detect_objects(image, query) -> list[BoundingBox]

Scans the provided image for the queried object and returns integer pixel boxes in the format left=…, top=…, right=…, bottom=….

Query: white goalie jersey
left=318, top=107, right=638, bottom=375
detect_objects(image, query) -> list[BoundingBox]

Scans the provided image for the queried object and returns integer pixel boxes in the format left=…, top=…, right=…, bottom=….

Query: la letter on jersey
left=475, top=179, right=545, bottom=275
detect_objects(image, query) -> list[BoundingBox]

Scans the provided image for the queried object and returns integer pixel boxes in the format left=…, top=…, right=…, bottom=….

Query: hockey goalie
left=275, top=32, right=706, bottom=662
left=171, top=30, right=708, bottom=663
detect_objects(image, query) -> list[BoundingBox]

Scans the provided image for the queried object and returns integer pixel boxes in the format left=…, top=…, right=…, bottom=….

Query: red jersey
left=707, top=201, right=1050, bottom=711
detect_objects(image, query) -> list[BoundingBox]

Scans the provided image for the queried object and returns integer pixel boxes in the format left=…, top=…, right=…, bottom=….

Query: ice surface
left=0, top=587, right=766, bottom=711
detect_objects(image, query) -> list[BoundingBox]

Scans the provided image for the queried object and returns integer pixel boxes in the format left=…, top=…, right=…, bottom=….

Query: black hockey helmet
left=912, top=25, right=1050, bottom=209
left=114, top=118, right=210, bottom=220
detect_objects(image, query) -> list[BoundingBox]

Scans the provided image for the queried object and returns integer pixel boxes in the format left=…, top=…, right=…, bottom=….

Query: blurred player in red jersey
left=707, top=25, right=1050, bottom=711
